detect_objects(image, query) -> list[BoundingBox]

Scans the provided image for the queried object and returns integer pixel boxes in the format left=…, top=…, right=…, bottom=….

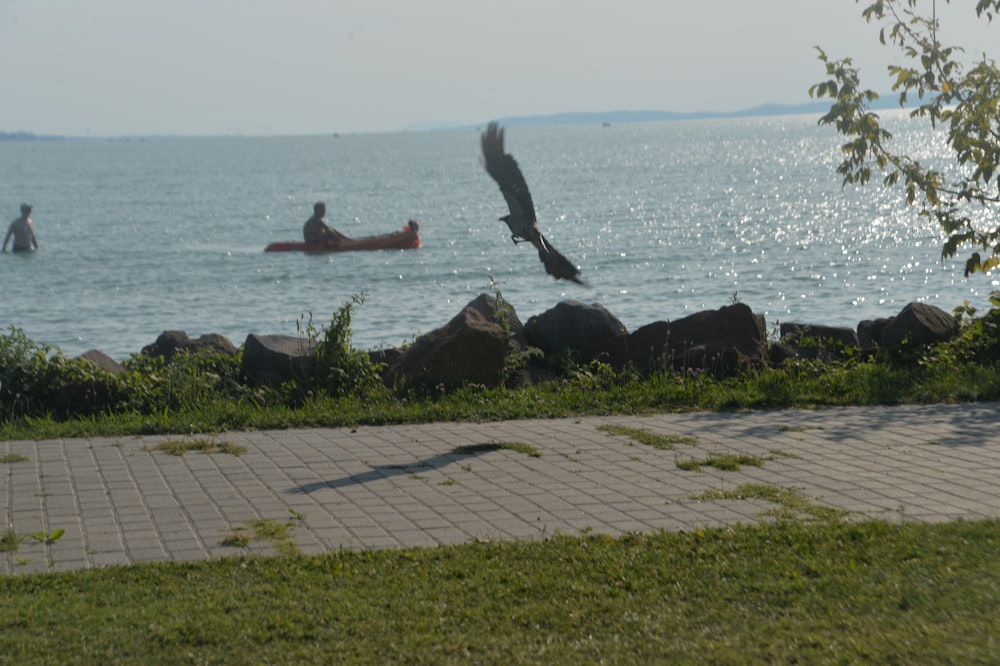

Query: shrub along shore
left=2, top=291, right=1000, bottom=440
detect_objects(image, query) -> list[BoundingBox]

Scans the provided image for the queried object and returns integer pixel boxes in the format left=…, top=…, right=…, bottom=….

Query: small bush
left=294, top=295, right=386, bottom=400
left=118, top=349, right=249, bottom=413
left=921, top=293, right=1000, bottom=367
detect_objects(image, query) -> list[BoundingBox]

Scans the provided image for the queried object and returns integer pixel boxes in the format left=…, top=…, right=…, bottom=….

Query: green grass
left=1, top=519, right=998, bottom=664
left=0, top=453, right=28, bottom=464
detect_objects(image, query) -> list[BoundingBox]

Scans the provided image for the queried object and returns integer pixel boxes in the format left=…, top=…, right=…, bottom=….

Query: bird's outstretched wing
left=481, top=121, right=584, bottom=285
left=480, top=122, right=539, bottom=244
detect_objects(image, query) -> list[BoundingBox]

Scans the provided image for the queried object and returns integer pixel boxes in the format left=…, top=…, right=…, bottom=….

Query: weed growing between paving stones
left=220, top=513, right=305, bottom=557
left=452, top=441, right=541, bottom=458
left=597, top=424, right=698, bottom=450
left=143, top=437, right=246, bottom=457
left=676, top=452, right=765, bottom=472
left=0, top=453, right=28, bottom=463
left=0, top=529, right=20, bottom=552
left=0, top=527, right=64, bottom=559
left=24, top=529, right=64, bottom=545
left=219, top=533, right=251, bottom=548
left=1, top=519, right=999, bottom=664
left=691, top=483, right=850, bottom=522
left=767, top=449, right=800, bottom=460
left=676, top=450, right=800, bottom=472
left=600, top=426, right=795, bottom=473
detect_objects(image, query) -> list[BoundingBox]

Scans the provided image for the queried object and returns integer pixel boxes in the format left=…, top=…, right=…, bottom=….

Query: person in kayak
left=303, top=201, right=349, bottom=247
left=2, top=203, right=39, bottom=252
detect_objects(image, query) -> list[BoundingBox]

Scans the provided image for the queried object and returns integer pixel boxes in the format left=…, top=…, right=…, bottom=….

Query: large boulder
left=141, top=330, right=237, bottom=362
left=524, top=300, right=627, bottom=363
left=654, top=303, right=768, bottom=374
left=384, top=294, right=524, bottom=389
left=595, top=303, right=767, bottom=375
left=242, top=334, right=317, bottom=386
left=881, top=302, right=959, bottom=348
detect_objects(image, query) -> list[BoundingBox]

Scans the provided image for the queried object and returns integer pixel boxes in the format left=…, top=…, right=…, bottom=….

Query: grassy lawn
left=1, top=519, right=998, bottom=664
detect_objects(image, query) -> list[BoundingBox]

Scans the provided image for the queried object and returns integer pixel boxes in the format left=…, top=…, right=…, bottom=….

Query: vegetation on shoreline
left=3, top=292, right=1000, bottom=441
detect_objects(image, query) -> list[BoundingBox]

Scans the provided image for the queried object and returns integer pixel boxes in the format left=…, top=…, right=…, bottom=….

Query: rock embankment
left=79, top=297, right=960, bottom=390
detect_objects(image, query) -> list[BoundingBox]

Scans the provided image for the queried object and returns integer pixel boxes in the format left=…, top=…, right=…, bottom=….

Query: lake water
left=1, top=113, right=994, bottom=361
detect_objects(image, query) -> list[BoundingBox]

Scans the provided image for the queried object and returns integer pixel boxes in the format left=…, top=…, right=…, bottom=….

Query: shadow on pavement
left=285, top=447, right=492, bottom=495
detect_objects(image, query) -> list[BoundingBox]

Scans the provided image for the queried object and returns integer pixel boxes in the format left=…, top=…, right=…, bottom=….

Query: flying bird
left=481, top=121, right=584, bottom=285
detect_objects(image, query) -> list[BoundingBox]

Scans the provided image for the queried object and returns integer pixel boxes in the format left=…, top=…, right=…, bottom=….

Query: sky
left=1, top=0, right=997, bottom=136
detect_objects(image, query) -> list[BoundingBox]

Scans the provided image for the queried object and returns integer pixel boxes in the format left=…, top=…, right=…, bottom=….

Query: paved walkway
left=3, top=403, right=1000, bottom=575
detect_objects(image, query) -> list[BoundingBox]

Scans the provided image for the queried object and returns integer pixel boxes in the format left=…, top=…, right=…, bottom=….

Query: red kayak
left=265, top=220, right=421, bottom=253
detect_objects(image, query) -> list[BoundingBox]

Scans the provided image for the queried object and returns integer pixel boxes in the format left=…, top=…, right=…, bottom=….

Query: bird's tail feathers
left=536, top=234, right=584, bottom=285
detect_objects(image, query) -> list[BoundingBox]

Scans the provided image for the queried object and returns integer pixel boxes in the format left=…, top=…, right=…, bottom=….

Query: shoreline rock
left=77, top=297, right=963, bottom=386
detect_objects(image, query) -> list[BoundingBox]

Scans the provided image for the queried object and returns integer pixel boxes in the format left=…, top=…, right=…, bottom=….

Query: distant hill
left=5, top=98, right=906, bottom=139
left=404, top=98, right=903, bottom=132
left=0, top=131, right=64, bottom=141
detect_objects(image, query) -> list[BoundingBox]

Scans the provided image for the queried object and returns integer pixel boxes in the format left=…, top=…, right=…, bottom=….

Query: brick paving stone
left=3, top=403, right=1000, bottom=575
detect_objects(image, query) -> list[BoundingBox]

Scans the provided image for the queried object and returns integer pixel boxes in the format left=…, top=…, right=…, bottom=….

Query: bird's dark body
left=481, top=122, right=584, bottom=285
